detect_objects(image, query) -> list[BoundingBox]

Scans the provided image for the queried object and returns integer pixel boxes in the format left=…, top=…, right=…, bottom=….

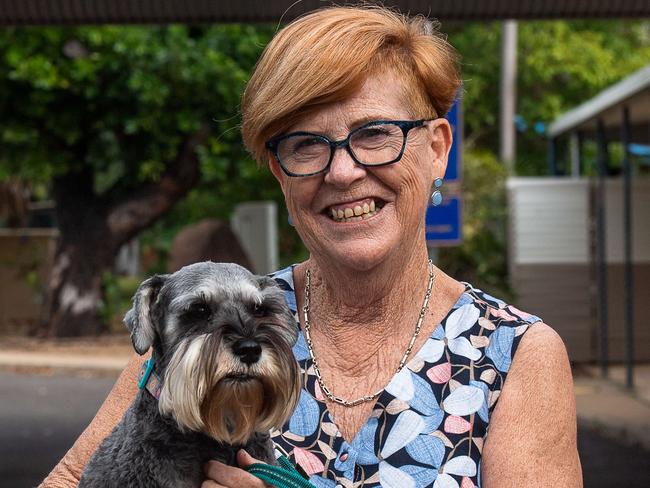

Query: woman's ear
left=268, top=156, right=283, bottom=181
left=427, top=118, right=453, bottom=176
left=268, top=156, right=289, bottom=194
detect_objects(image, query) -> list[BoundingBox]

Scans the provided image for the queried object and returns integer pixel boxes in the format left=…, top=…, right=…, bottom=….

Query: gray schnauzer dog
left=79, top=262, right=301, bottom=488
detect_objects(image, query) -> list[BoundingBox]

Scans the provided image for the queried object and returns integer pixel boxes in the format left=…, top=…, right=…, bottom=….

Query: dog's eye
left=185, top=302, right=211, bottom=321
left=252, top=302, right=267, bottom=317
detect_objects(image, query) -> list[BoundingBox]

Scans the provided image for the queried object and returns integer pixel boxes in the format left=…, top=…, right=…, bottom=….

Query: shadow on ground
left=578, top=426, right=650, bottom=488
left=2, top=371, right=649, bottom=488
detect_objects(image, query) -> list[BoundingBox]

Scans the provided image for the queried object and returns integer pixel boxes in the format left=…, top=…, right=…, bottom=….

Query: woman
left=43, top=6, right=582, bottom=488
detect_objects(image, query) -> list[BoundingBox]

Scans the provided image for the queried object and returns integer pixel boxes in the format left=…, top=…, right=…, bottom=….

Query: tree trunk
left=40, top=126, right=210, bottom=337
left=0, top=179, right=30, bottom=227
left=40, top=166, right=117, bottom=337
left=43, top=236, right=115, bottom=337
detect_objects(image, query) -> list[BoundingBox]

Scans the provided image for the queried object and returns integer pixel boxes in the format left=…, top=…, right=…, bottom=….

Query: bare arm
left=482, top=323, right=582, bottom=487
left=39, top=352, right=148, bottom=487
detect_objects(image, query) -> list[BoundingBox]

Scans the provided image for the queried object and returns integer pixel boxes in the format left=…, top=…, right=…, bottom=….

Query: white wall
left=507, top=178, right=590, bottom=265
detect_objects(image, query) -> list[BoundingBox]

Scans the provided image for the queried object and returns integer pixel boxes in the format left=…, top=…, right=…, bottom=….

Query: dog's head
left=124, top=261, right=301, bottom=444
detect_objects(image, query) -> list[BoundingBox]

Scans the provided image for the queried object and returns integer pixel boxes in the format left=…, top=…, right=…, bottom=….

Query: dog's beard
left=158, top=331, right=300, bottom=445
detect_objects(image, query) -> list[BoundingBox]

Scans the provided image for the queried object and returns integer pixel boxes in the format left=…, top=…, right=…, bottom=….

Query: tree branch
left=106, top=124, right=211, bottom=245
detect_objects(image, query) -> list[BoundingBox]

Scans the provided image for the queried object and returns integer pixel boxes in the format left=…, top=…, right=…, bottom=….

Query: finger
left=204, top=459, right=266, bottom=487
left=237, top=449, right=266, bottom=468
left=201, top=480, right=226, bottom=488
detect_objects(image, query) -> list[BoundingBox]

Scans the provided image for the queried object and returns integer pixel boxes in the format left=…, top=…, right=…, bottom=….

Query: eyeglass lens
left=276, top=123, right=406, bottom=175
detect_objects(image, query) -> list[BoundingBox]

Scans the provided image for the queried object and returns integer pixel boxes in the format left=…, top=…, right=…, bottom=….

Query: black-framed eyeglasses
left=265, top=119, right=429, bottom=177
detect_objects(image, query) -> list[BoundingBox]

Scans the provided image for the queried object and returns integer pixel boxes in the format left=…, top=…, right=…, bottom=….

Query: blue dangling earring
left=287, top=213, right=294, bottom=227
left=431, top=177, right=443, bottom=206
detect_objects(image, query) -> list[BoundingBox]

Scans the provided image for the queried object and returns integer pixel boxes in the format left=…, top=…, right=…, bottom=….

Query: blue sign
left=426, top=95, right=463, bottom=246
left=444, top=97, right=462, bottom=183
left=425, top=195, right=462, bottom=245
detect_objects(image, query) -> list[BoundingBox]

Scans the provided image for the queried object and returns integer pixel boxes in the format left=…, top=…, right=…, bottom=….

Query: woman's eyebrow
left=290, top=114, right=397, bottom=135
left=349, top=113, right=405, bottom=129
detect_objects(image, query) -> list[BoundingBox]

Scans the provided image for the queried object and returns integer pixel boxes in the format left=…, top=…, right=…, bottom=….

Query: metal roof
left=2, top=0, right=650, bottom=25
left=548, top=64, right=650, bottom=139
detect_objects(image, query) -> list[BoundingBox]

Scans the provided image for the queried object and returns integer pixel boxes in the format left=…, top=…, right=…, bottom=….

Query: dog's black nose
left=233, top=339, right=262, bottom=365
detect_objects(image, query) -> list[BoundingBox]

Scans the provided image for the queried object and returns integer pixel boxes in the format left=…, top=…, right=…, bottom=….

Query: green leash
left=246, top=455, right=317, bottom=488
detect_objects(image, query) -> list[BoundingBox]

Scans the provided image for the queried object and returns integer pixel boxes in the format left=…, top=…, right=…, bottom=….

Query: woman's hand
left=202, top=449, right=269, bottom=488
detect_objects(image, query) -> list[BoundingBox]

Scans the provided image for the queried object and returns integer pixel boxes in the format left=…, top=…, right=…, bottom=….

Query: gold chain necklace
left=302, top=259, right=435, bottom=407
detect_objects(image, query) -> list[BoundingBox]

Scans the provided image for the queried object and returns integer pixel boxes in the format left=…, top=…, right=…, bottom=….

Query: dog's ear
left=256, top=275, right=279, bottom=290
left=257, top=275, right=294, bottom=322
left=124, top=274, right=168, bottom=355
left=257, top=276, right=288, bottom=303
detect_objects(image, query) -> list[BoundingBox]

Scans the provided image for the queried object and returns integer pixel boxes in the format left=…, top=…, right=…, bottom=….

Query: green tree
left=449, top=19, right=650, bottom=174
left=0, top=24, right=275, bottom=336
left=438, top=149, right=510, bottom=298
left=440, top=19, right=650, bottom=293
left=4, top=19, right=650, bottom=336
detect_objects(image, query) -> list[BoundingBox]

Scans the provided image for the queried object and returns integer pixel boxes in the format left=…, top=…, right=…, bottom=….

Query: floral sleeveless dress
left=269, top=265, right=542, bottom=488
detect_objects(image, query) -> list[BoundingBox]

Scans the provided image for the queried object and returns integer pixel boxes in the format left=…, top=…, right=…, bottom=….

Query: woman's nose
left=323, top=147, right=367, bottom=188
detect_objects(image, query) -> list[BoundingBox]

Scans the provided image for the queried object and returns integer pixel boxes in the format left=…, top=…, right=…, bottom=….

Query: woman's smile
left=324, top=197, right=386, bottom=222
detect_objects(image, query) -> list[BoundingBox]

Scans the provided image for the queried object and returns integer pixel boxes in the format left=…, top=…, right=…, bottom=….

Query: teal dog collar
left=138, top=358, right=163, bottom=400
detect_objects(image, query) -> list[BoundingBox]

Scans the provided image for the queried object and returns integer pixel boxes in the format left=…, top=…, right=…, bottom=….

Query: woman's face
left=268, top=70, right=452, bottom=271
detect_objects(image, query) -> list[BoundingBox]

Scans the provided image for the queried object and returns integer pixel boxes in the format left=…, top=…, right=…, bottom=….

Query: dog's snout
left=233, top=339, right=262, bottom=365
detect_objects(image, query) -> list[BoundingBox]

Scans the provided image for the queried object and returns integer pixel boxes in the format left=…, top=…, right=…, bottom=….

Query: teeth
left=329, top=199, right=381, bottom=222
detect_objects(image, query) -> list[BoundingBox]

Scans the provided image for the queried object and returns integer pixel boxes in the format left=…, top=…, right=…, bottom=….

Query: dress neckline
left=276, top=263, right=472, bottom=446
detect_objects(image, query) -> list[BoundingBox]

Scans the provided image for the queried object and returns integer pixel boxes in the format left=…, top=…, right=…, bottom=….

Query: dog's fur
left=79, top=262, right=301, bottom=488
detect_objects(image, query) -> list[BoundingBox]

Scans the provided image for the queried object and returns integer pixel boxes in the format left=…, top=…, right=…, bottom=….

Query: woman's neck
left=308, top=242, right=430, bottom=308
left=297, top=242, right=433, bottom=366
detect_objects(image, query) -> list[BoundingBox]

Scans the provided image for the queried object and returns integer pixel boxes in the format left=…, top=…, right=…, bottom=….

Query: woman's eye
left=292, top=137, right=327, bottom=155
left=356, top=127, right=389, bottom=141
left=295, top=137, right=321, bottom=148
left=364, top=127, right=388, bottom=136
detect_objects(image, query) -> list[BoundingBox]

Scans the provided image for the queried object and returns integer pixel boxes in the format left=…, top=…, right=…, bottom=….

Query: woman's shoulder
left=460, top=282, right=543, bottom=327
left=481, top=319, right=578, bottom=486
left=440, top=282, right=545, bottom=376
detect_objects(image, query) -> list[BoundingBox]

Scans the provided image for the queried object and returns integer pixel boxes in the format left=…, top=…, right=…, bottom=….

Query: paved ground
left=0, top=336, right=132, bottom=375
left=0, top=372, right=117, bottom=488
left=578, top=425, right=650, bottom=488
left=2, top=338, right=650, bottom=487
left=574, top=364, right=650, bottom=450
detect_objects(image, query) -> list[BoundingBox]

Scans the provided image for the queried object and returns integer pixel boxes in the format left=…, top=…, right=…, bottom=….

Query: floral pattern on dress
left=270, top=265, right=541, bottom=488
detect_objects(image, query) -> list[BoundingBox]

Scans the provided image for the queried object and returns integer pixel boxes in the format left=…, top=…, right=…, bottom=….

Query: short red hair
left=241, top=5, right=461, bottom=165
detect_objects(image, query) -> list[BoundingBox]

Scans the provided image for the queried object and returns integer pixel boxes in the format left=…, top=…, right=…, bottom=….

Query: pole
left=596, top=119, right=609, bottom=378
left=548, top=138, right=558, bottom=175
left=578, top=131, right=584, bottom=176
left=621, top=106, right=635, bottom=389
left=500, top=20, right=517, bottom=174
left=570, top=132, right=581, bottom=177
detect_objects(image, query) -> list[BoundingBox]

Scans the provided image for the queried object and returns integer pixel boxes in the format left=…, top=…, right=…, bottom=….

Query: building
left=509, top=65, right=650, bottom=385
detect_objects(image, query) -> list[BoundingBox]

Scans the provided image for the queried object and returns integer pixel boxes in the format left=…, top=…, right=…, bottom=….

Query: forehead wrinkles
left=290, top=72, right=412, bottom=136
left=168, top=278, right=262, bottom=312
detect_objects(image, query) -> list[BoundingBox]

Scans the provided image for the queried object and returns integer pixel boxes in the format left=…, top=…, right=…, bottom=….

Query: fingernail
left=237, top=449, right=252, bottom=465
left=204, top=460, right=222, bottom=474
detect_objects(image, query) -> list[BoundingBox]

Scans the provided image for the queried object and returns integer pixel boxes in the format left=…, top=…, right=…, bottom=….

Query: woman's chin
left=302, top=205, right=403, bottom=271
left=311, top=238, right=397, bottom=273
